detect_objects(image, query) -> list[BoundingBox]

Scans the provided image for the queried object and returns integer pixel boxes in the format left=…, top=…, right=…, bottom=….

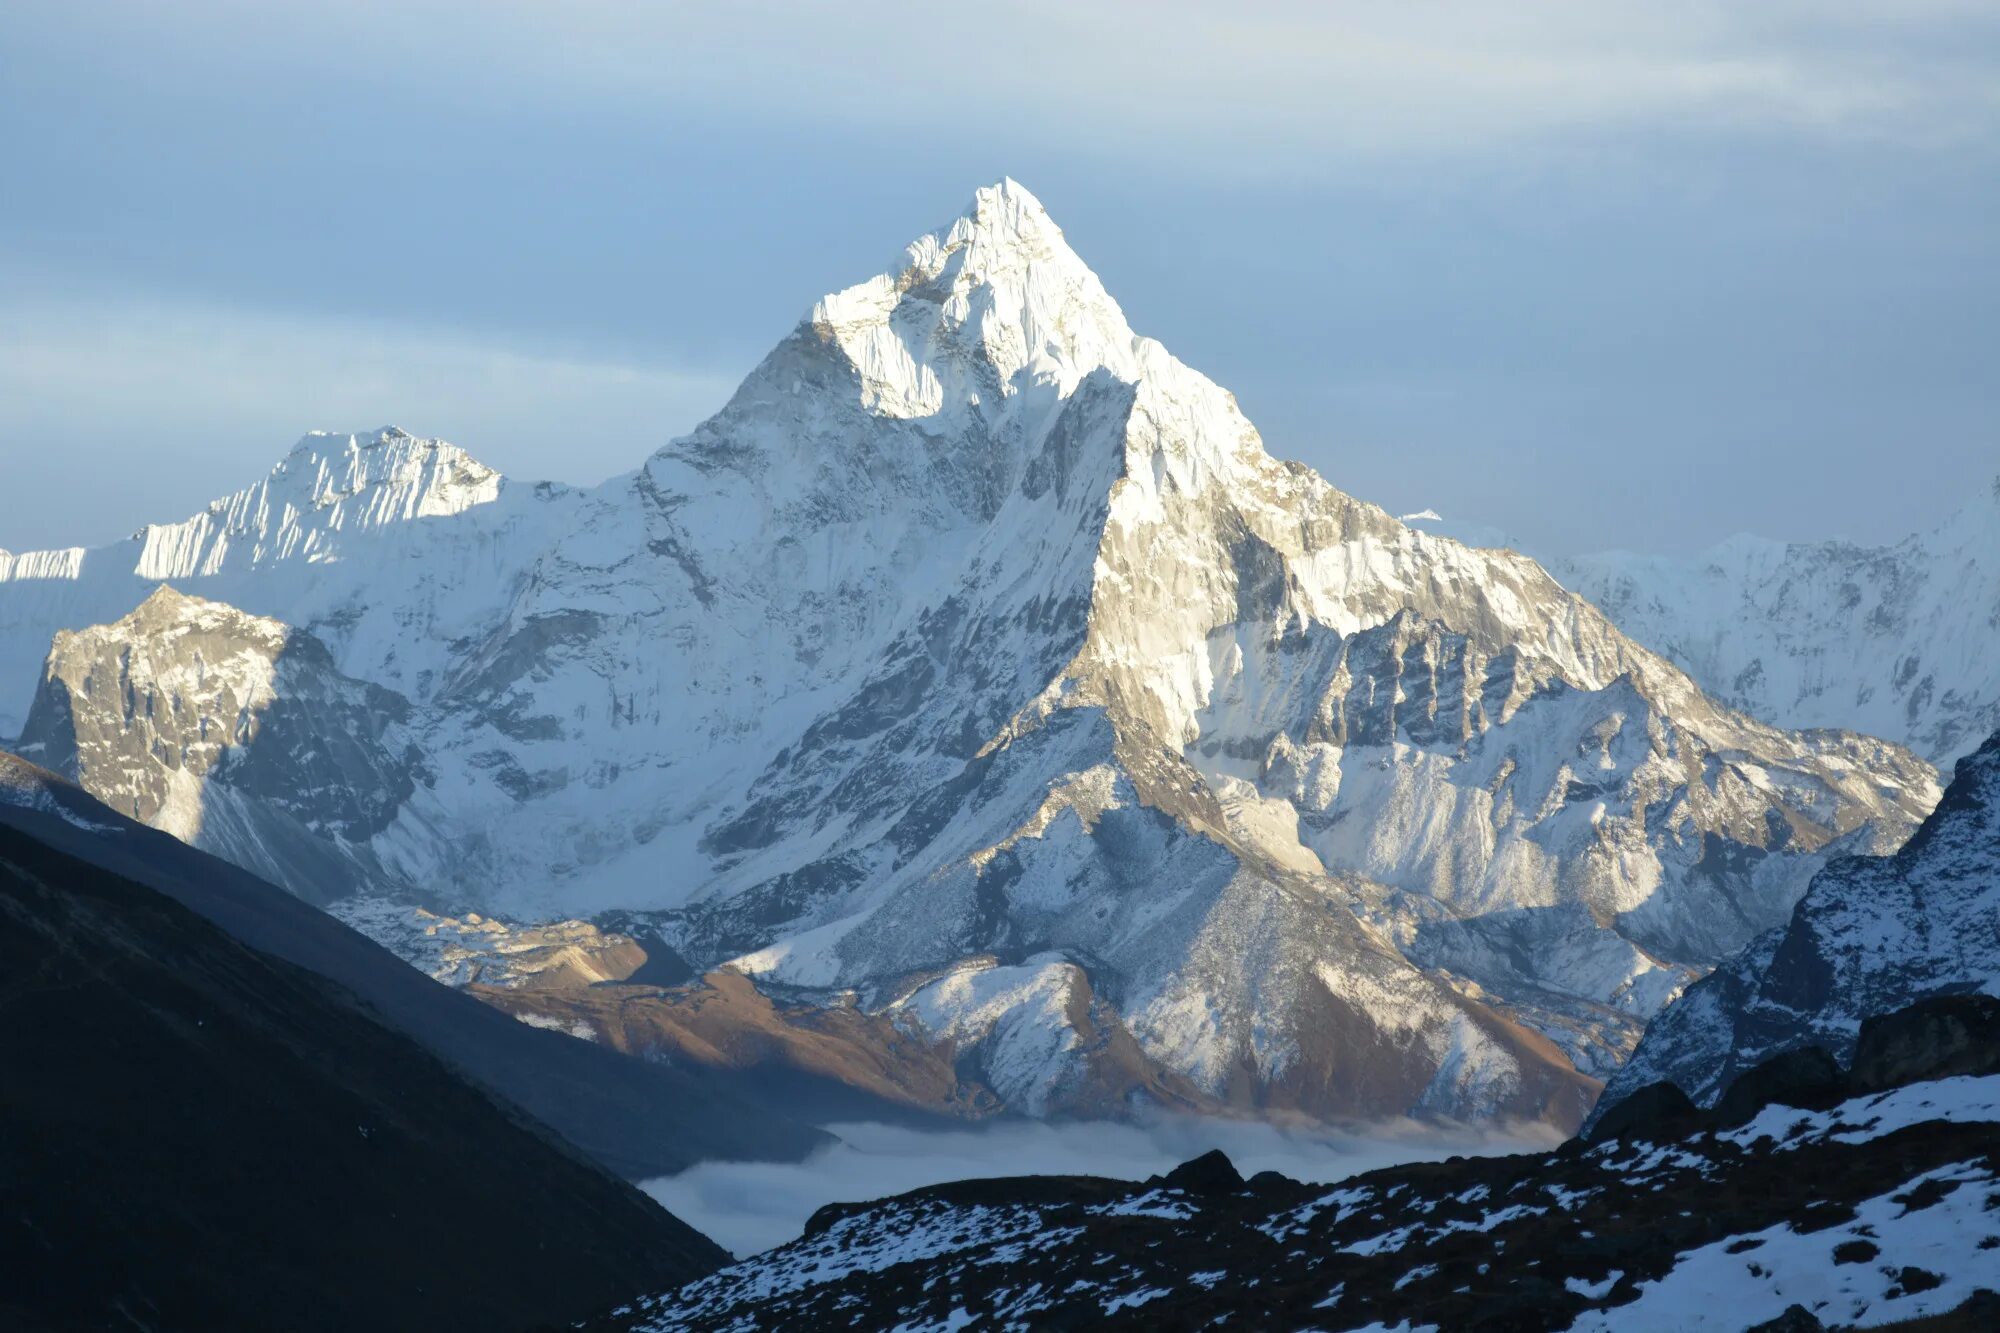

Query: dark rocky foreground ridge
left=593, top=996, right=2000, bottom=1332
left=0, top=797, right=726, bottom=1332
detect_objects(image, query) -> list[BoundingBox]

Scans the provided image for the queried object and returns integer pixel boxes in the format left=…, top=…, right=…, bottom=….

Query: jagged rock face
left=1599, top=726, right=2000, bottom=1119
left=16, top=587, right=430, bottom=903
left=0, top=182, right=1942, bottom=1126
left=1552, top=481, right=2000, bottom=766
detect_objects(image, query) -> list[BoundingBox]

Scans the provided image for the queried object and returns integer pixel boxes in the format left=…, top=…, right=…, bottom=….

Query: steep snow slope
left=1601, top=725, right=2000, bottom=1113
left=1553, top=482, right=2000, bottom=765
left=0, top=181, right=1941, bottom=1125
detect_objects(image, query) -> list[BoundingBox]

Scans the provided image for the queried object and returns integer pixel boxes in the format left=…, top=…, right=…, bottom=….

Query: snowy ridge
left=131, top=427, right=502, bottom=580
left=1553, top=480, right=2000, bottom=764
left=0, top=181, right=1944, bottom=1126
left=0, top=426, right=573, bottom=737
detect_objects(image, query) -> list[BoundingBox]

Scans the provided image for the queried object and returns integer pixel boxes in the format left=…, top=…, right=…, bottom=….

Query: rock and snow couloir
left=0, top=181, right=1945, bottom=1127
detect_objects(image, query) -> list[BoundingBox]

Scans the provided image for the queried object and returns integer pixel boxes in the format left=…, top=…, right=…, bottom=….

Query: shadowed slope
left=0, top=810, right=727, bottom=1332
left=0, top=750, right=830, bottom=1178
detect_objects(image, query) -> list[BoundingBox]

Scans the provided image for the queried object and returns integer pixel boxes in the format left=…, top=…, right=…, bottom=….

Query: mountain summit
left=0, top=183, right=1941, bottom=1128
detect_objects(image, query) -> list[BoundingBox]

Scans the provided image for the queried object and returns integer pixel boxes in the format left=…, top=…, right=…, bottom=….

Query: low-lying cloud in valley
left=645, top=1114, right=1562, bottom=1258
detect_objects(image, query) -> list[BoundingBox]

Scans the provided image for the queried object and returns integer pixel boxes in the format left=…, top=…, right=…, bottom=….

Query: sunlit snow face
left=642, top=1114, right=1559, bottom=1257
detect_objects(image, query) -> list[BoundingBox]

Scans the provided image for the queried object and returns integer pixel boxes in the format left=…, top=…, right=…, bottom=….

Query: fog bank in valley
left=645, top=1114, right=1562, bottom=1258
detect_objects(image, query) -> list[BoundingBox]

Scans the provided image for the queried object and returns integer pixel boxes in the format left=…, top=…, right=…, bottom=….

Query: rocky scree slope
left=592, top=997, right=2000, bottom=1333
left=1599, top=724, right=2000, bottom=1119
left=0, top=181, right=1940, bottom=1128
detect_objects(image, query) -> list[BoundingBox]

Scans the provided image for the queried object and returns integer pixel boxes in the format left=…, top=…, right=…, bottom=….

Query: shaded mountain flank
left=0, top=751, right=829, bottom=1178
left=0, top=799, right=726, bottom=1333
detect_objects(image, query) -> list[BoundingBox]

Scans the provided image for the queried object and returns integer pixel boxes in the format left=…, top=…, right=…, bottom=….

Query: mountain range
left=655, top=733, right=1995, bottom=1329
left=1404, top=482, right=2000, bottom=767
left=0, top=181, right=1964, bottom=1131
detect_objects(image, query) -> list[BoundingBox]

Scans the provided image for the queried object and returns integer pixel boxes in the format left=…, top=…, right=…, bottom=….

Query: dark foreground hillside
left=0, top=750, right=829, bottom=1180
left=0, top=818, right=726, bottom=1333
left=598, top=998, right=2000, bottom=1332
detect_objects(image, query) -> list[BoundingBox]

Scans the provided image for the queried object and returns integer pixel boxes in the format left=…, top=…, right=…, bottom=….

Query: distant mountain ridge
left=1553, top=484, right=2000, bottom=765
left=0, top=181, right=1944, bottom=1128
left=1403, top=485, right=2000, bottom=767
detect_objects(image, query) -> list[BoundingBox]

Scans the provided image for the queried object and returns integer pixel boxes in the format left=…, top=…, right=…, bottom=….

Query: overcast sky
left=3, top=2, right=1995, bottom=555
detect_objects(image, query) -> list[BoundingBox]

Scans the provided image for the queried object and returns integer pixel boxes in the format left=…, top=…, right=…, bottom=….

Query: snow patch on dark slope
left=0, top=181, right=1943, bottom=1129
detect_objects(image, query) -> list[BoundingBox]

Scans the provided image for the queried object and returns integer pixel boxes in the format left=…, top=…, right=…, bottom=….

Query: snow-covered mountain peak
left=262, top=426, right=501, bottom=520
left=0, top=426, right=558, bottom=736
left=19, top=583, right=425, bottom=890
left=117, top=426, right=505, bottom=583
left=800, top=179, right=1144, bottom=422
left=118, top=581, right=262, bottom=632
left=43, top=586, right=292, bottom=679
left=0, top=182, right=1955, bottom=1130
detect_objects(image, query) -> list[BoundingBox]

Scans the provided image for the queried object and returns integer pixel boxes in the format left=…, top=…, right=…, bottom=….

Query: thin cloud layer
left=49, top=1, right=1999, bottom=169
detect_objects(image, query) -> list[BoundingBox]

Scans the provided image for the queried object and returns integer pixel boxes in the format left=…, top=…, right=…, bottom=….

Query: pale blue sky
left=2, top=2, right=1995, bottom=555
